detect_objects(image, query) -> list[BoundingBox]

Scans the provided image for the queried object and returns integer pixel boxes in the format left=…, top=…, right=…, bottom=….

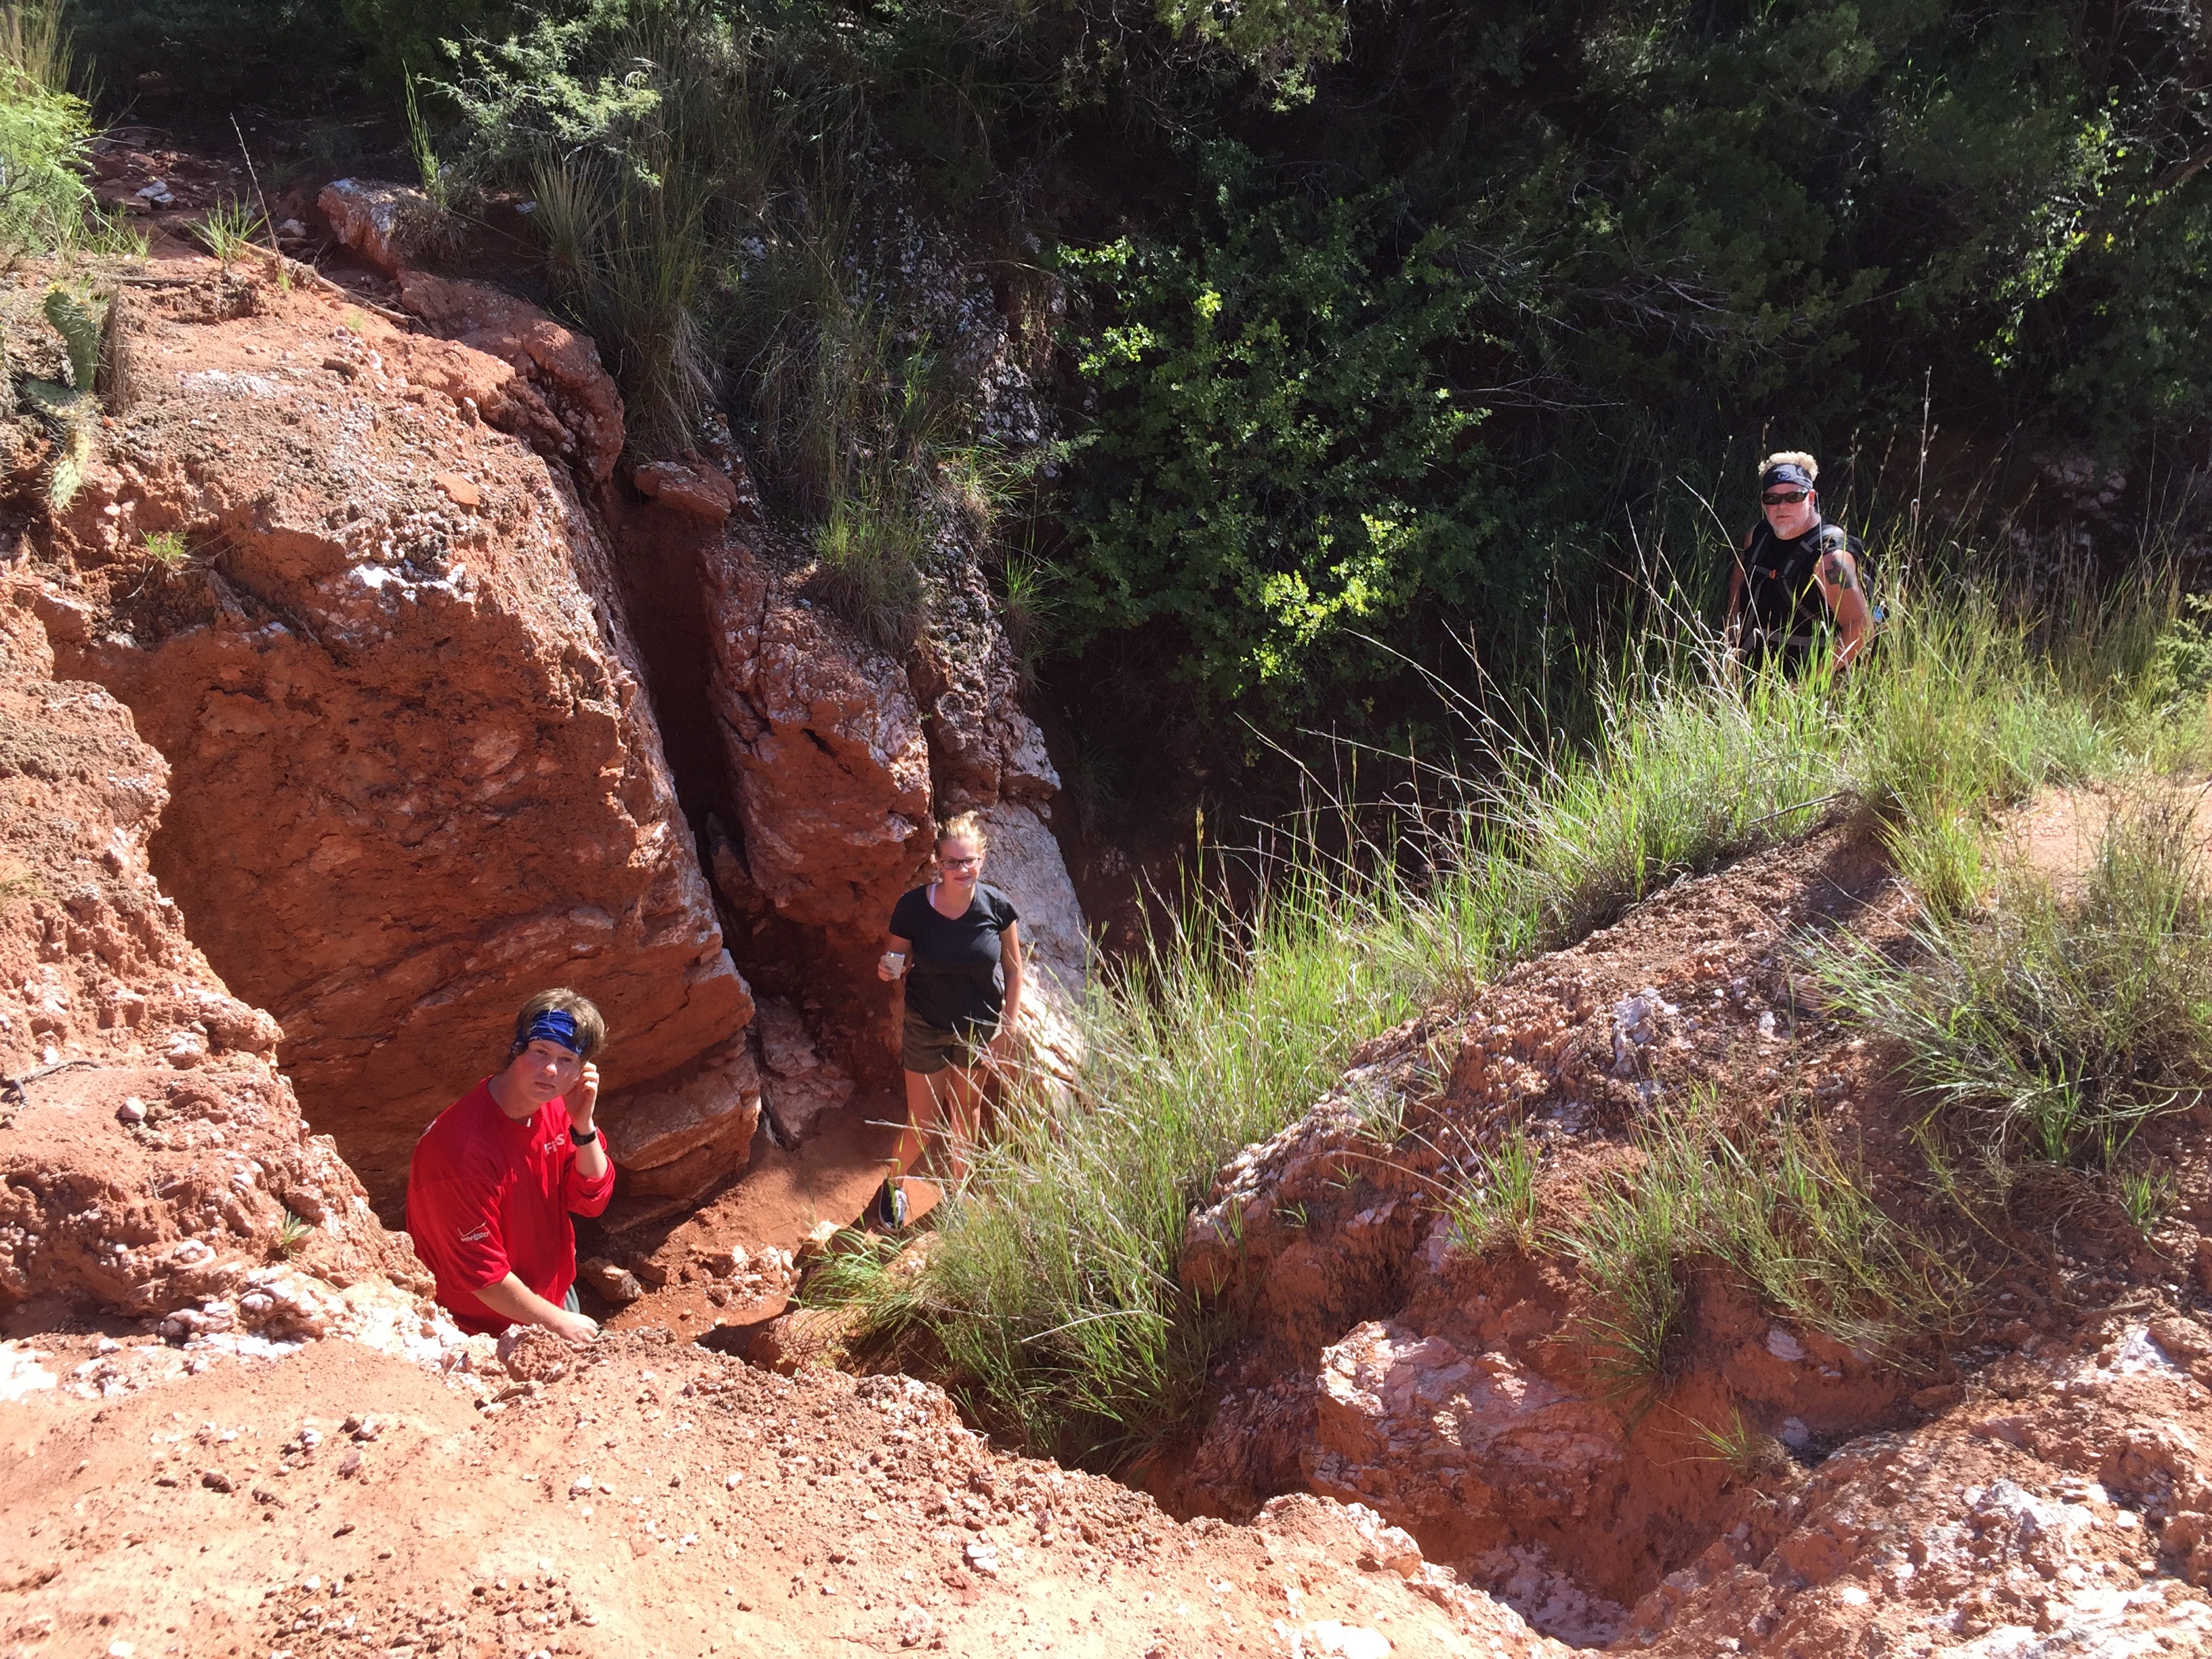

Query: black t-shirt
left=1738, top=518, right=1863, bottom=636
left=890, top=883, right=1020, bottom=1038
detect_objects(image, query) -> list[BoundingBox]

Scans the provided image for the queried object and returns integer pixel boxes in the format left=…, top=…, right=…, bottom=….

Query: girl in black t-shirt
left=872, top=811, right=1024, bottom=1225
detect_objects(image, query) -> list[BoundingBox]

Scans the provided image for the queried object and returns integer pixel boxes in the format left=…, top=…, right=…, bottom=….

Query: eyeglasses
left=941, top=857, right=981, bottom=870
left=1761, top=490, right=1810, bottom=506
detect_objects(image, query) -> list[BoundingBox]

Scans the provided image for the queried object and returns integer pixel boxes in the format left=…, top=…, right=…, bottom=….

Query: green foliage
left=42, top=284, right=96, bottom=390
left=22, top=375, right=94, bottom=509
left=814, top=495, right=926, bottom=655
left=275, top=1208, right=315, bottom=1258
left=190, top=199, right=267, bottom=264
left=1562, top=1155, right=1694, bottom=1400
left=1042, top=0, right=2212, bottom=719
left=338, top=0, right=605, bottom=89
left=1057, top=176, right=1516, bottom=707
left=142, top=528, right=188, bottom=565
left=1692, top=1408, right=1793, bottom=1486
left=2116, top=1161, right=2175, bottom=1240
left=996, top=554, right=1059, bottom=688
left=70, top=1, right=363, bottom=105
left=404, top=71, right=447, bottom=208
left=1822, top=792, right=2212, bottom=1176
left=2148, top=596, right=2212, bottom=717
left=1553, top=1091, right=1946, bottom=1400
left=0, top=6, right=102, bottom=258
left=1447, top=1124, right=1542, bottom=1256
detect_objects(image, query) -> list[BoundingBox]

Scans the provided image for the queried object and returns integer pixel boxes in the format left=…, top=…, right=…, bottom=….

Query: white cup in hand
left=879, top=951, right=907, bottom=980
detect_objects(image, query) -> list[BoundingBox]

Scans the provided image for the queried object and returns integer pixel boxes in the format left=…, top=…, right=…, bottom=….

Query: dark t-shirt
left=1737, top=517, right=1864, bottom=637
left=890, top=882, right=1019, bottom=1038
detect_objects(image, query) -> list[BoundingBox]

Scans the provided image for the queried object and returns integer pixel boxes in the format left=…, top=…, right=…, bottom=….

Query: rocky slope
left=0, top=588, right=485, bottom=1391
left=1153, top=823, right=2212, bottom=1652
left=0, top=1324, right=1566, bottom=1659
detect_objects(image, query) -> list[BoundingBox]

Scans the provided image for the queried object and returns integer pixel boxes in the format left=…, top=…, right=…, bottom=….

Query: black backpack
left=1744, top=518, right=1881, bottom=634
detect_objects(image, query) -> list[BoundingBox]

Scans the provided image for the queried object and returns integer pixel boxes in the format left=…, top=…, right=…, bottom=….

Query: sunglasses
left=1761, top=490, right=1811, bottom=506
left=941, top=856, right=981, bottom=870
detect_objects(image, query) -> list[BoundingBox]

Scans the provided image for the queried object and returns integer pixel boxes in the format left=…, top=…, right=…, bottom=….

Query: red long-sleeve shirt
left=405, top=1080, right=617, bottom=1336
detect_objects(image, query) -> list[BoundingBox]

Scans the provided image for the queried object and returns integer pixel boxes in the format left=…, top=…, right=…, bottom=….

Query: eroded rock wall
left=687, top=531, right=1089, bottom=1088
left=0, top=599, right=424, bottom=1328
left=1160, top=832, right=1929, bottom=1641
left=30, top=270, right=754, bottom=1218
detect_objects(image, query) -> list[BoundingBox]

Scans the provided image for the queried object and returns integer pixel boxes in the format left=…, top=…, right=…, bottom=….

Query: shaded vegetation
left=61, top=0, right=2212, bottom=747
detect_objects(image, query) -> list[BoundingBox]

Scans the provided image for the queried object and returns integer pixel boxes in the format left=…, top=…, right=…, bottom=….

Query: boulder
left=973, top=800, right=1088, bottom=1079
left=747, top=1305, right=859, bottom=1374
left=1304, top=1320, right=1624, bottom=1561
left=0, top=602, right=424, bottom=1323
left=599, top=1038, right=762, bottom=1224
left=579, top=1258, right=642, bottom=1305
left=908, top=641, right=1061, bottom=813
left=699, top=537, right=933, bottom=957
left=752, top=997, right=854, bottom=1143
left=634, top=458, right=741, bottom=522
left=316, top=179, right=436, bottom=278
left=38, top=271, right=751, bottom=1218
left=397, top=272, right=626, bottom=484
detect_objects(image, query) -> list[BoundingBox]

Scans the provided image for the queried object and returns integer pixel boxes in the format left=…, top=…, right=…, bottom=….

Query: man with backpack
left=1726, top=451, right=1874, bottom=676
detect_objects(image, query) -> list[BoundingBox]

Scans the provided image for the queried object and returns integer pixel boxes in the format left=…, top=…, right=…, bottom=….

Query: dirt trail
left=0, top=1327, right=1561, bottom=1659
left=592, top=1099, right=903, bottom=1338
left=1999, top=775, right=2212, bottom=893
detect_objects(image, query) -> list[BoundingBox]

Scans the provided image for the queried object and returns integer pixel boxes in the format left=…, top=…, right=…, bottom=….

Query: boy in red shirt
left=406, top=988, right=616, bottom=1343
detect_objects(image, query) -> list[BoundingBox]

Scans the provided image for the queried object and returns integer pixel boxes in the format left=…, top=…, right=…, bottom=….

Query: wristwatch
left=569, top=1124, right=600, bottom=1147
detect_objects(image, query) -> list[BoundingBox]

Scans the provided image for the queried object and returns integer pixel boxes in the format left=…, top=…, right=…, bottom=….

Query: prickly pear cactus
left=44, top=286, right=99, bottom=394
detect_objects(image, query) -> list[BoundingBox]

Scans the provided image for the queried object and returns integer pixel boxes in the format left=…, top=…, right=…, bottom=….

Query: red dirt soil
left=0, top=1328, right=1565, bottom=1659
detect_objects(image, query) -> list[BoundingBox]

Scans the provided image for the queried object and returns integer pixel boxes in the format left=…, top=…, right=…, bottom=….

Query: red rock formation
left=316, top=179, right=430, bottom=278
left=33, top=269, right=753, bottom=1218
left=633, top=457, right=743, bottom=522
left=396, top=272, right=626, bottom=485
left=698, top=535, right=935, bottom=1010
left=0, top=600, right=422, bottom=1325
left=690, top=535, right=1090, bottom=1094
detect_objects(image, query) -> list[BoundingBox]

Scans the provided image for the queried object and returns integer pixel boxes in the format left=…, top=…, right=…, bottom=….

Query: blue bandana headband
left=1760, top=461, right=1815, bottom=492
left=515, top=1008, right=583, bottom=1057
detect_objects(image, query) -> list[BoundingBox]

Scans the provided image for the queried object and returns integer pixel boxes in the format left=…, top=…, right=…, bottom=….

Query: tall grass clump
left=818, top=582, right=2196, bottom=1468
left=1446, top=1122, right=1542, bottom=1254
left=1822, top=790, right=2212, bottom=1181
left=1559, top=1092, right=1948, bottom=1403
left=844, top=851, right=1539, bottom=1462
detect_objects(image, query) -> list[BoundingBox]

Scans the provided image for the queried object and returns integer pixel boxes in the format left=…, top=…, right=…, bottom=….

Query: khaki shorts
left=902, top=1010, right=994, bottom=1076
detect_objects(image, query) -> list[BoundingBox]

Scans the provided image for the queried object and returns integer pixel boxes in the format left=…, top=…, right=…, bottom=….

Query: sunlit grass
left=815, top=584, right=2207, bottom=1467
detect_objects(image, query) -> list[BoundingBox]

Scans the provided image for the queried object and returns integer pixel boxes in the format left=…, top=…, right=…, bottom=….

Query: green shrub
left=71, top=2, right=363, bottom=105
left=1055, top=178, right=1525, bottom=710
left=0, top=7, right=98, bottom=257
